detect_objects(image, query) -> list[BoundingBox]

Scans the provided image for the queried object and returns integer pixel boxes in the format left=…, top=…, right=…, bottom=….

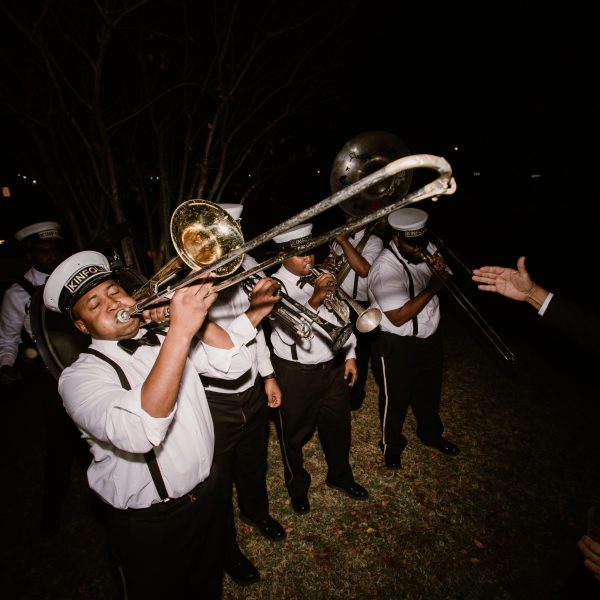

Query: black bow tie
left=118, top=329, right=160, bottom=355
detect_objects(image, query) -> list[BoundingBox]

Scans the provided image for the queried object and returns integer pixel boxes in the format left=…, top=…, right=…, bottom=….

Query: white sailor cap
left=15, top=221, right=62, bottom=246
left=43, top=250, right=113, bottom=317
left=220, top=203, right=244, bottom=219
left=272, top=223, right=314, bottom=252
left=388, top=208, right=429, bottom=244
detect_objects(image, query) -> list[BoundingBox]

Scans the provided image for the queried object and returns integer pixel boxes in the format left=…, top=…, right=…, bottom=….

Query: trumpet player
left=269, top=223, right=368, bottom=515
left=325, top=211, right=383, bottom=410
left=367, top=207, right=460, bottom=469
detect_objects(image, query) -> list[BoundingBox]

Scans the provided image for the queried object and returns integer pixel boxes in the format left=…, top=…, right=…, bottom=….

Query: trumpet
left=305, top=268, right=382, bottom=334
left=116, top=152, right=456, bottom=324
left=242, top=274, right=353, bottom=353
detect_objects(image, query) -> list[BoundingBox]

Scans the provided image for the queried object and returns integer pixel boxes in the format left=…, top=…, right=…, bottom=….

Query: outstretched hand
left=472, top=256, right=534, bottom=302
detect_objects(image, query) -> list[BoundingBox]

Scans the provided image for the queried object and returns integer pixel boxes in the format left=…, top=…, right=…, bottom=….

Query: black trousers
left=206, top=377, right=270, bottom=563
left=349, top=300, right=381, bottom=408
left=373, top=330, right=444, bottom=455
left=273, top=355, right=354, bottom=498
left=104, top=466, right=223, bottom=600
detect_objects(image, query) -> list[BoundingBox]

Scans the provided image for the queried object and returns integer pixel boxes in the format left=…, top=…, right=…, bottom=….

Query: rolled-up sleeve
left=59, top=358, right=175, bottom=453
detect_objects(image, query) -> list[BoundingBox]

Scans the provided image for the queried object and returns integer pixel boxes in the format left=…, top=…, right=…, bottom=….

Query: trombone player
left=367, top=207, right=460, bottom=469
left=42, top=249, right=282, bottom=599
left=269, top=223, right=368, bottom=515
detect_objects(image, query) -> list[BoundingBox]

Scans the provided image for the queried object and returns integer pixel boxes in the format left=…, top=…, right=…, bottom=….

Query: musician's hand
left=335, top=232, right=350, bottom=244
left=169, top=276, right=217, bottom=339
left=578, top=535, right=600, bottom=581
left=344, top=358, right=358, bottom=387
left=310, top=272, right=337, bottom=306
left=264, top=377, right=282, bottom=408
left=246, top=277, right=282, bottom=326
left=0, top=364, right=21, bottom=386
left=141, top=302, right=170, bottom=324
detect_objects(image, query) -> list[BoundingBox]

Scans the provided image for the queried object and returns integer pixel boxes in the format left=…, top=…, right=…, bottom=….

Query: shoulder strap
left=16, top=276, right=36, bottom=296
left=81, top=348, right=169, bottom=500
left=390, top=251, right=418, bottom=336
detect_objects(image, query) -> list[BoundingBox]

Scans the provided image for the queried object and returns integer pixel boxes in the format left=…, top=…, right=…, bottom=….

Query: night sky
left=1, top=2, right=597, bottom=296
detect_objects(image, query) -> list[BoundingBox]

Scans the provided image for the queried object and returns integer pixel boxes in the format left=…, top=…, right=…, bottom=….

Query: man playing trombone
left=42, top=250, right=281, bottom=599
left=367, top=207, right=460, bottom=469
left=268, top=223, right=369, bottom=515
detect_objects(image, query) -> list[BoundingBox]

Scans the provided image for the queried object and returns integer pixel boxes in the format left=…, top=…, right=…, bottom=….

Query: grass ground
left=6, top=301, right=600, bottom=599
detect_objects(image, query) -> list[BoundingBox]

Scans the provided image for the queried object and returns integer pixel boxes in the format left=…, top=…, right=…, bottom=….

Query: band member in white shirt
left=203, top=203, right=285, bottom=586
left=268, top=223, right=368, bottom=515
left=43, top=250, right=280, bottom=599
left=0, top=221, right=83, bottom=535
left=326, top=211, right=383, bottom=410
left=368, top=208, right=459, bottom=469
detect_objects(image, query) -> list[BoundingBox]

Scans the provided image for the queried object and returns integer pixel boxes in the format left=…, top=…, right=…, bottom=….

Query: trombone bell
left=170, top=199, right=245, bottom=277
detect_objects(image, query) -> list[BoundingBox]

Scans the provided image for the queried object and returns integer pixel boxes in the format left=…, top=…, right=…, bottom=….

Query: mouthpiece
left=117, top=308, right=132, bottom=323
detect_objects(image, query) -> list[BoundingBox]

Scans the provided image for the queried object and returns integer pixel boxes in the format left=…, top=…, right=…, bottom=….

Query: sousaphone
left=329, top=130, right=413, bottom=220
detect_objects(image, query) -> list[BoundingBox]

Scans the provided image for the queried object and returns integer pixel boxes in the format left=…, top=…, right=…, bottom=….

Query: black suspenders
left=81, top=347, right=170, bottom=500
left=393, top=254, right=419, bottom=336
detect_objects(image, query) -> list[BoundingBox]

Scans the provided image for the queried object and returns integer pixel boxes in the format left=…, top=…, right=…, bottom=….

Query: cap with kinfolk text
left=220, top=203, right=244, bottom=220
left=15, top=221, right=62, bottom=247
left=388, top=208, right=429, bottom=246
left=43, top=251, right=113, bottom=317
left=272, top=223, right=314, bottom=252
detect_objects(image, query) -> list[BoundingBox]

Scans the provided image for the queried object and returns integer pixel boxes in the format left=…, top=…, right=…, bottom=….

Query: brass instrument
left=127, top=199, right=244, bottom=307
left=116, top=151, right=457, bottom=324
left=329, top=130, right=514, bottom=363
left=416, top=245, right=515, bottom=363
left=242, top=274, right=353, bottom=353
left=330, top=219, right=380, bottom=285
left=307, top=268, right=382, bottom=334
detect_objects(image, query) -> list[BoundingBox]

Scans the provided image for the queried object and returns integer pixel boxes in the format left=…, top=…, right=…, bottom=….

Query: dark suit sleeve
left=542, top=295, right=600, bottom=355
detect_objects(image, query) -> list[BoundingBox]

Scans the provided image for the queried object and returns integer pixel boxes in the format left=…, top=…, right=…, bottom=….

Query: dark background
left=1, top=2, right=596, bottom=293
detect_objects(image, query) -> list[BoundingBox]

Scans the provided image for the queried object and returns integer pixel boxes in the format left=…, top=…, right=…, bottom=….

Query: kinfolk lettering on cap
left=66, top=265, right=109, bottom=294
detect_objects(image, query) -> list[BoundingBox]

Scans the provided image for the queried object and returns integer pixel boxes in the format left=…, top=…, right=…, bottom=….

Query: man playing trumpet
left=268, top=223, right=369, bottom=515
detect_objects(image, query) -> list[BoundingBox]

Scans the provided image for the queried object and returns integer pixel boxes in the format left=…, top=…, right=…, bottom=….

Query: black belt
left=274, top=355, right=340, bottom=371
left=105, top=476, right=210, bottom=519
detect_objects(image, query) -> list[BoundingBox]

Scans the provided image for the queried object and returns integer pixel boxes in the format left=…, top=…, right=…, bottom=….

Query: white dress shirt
left=0, top=266, right=48, bottom=367
left=58, top=313, right=257, bottom=509
left=269, top=264, right=356, bottom=364
left=206, top=255, right=275, bottom=392
left=329, top=229, right=383, bottom=301
left=368, top=242, right=441, bottom=338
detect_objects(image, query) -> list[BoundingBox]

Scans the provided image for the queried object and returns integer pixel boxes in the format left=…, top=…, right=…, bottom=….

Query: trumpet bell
left=171, top=199, right=244, bottom=276
left=329, top=130, right=413, bottom=217
left=356, top=307, right=382, bottom=333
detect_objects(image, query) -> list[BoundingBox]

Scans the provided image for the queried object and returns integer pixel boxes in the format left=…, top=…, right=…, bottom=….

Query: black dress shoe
left=225, top=554, right=260, bottom=586
left=240, top=514, right=286, bottom=540
left=384, top=453, right=401, bottom=468
left=425, top=437, right=460, bottom=455
left=290, top=495, right=310, bottom=513
left=326, top=480, right=369, bottom=500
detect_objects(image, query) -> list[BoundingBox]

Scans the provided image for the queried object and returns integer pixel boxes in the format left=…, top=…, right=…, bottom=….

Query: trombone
left=116, top=153, right=456, bottom=323
left=416, top=242, right=515, bottom=363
